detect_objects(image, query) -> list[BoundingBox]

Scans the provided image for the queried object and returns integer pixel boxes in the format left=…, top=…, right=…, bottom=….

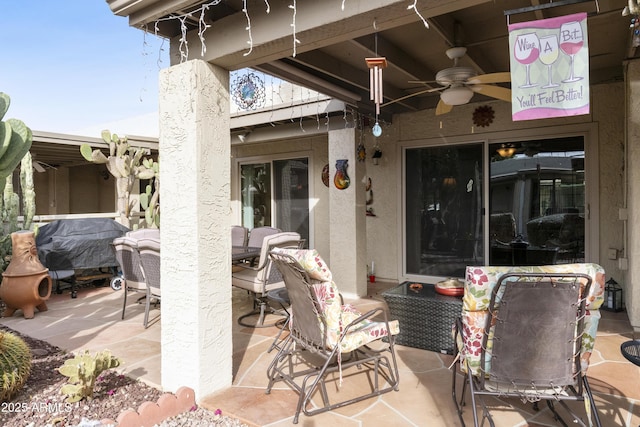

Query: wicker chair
left=231, top=232, right=301, bottom=327
left=137, top=238, right=161, bottom=329
left=231, top=225, right=248, bottom=247
left=453, top=268, right=604, bottom=427
left=267, top=248, right=400, bottom=424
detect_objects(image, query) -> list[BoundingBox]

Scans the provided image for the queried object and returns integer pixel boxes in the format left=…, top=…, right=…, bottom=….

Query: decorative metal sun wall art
left=231, top=72, right=266, bottom=110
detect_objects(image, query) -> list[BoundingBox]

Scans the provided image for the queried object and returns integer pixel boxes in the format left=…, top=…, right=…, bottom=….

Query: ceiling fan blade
left=407, top=80, right=438, bottom=85
left=381, top=86, right=441, bottom=108
left=435, top=99, right=453, bottom=116
left=467, top=72, right=511, bottom=85
left=470, top=84, right=512, bottom=102
left=32, top=160, right=46, bottom=173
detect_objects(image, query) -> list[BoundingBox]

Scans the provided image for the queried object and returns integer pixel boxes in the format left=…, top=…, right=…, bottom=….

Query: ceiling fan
left=383, top=46, right=512, bottom=115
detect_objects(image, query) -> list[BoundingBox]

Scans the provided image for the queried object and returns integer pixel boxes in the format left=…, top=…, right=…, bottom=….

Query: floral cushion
left=458, top=263, right=605, bottom=377
left=274, top=248, right=399, bottom=353
left=271, top=247, right=332, bottom=281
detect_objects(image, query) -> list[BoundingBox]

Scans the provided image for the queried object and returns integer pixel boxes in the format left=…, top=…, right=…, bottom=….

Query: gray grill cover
left=36, top=219, right=130, bottom=271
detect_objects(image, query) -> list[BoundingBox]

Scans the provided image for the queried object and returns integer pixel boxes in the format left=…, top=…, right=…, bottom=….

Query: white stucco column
left=328, top=127, right=367, bottom=297
left=626, top=59, right=640, bottom=332
left=159, top=60, right=233, bottom=396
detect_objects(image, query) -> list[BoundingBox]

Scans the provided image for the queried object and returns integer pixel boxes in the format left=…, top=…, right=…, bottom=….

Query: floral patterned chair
left=267, top=248, right=400, bottom=424
left=452, top=263, right=605, bottom=427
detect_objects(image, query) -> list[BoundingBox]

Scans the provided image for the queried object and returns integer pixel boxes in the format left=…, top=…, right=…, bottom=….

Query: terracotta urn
left=0, top=230, right=52, bottom=319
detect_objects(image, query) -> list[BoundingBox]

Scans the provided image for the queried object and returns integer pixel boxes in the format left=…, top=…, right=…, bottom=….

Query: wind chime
left=365, top=56, right=386, bottom=137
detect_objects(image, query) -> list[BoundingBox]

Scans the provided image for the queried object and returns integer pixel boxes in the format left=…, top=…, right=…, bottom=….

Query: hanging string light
left=289, top=0, right=301, bottom=57
left=147, top=0, right=428, bottom=64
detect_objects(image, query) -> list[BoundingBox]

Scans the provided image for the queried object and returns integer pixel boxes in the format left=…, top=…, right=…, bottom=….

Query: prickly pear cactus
left=139, top=158, right=160, bottom=228
left=0, top=94, right=33, bottom=184
left=0, top=331, right=32, bottom=402
left=0, top=93, right=36, bottom=272
left=58, top=349, right=120, bottom=403
left=80, top=130, right=158, bottom=229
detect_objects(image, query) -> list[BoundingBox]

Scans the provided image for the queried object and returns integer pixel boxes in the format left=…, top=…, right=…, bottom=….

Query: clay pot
left=0, top=230, right=52, bottom=319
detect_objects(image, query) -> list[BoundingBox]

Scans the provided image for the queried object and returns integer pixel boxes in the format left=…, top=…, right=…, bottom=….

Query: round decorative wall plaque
left=472, top=105, right=494, bottom=128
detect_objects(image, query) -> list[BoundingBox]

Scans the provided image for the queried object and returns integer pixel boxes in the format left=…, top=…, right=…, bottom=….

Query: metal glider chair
left=452, top=270, right=603, bottom=427
left=267, top=248, right=400, bottom=424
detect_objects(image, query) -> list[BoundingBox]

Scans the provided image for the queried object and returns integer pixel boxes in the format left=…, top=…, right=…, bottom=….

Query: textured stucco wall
left=592, top=83, right=625, bottom=286
left=363, top=123, right=400, bottom=282
left=626, top=60, right=640, bottom=331
left=329, top=128, right=367, bottom=296
left=159, top=60, right=233, bottom=397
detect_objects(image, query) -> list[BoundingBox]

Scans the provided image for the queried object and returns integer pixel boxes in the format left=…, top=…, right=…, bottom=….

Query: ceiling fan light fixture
left=445, top=46, right=467, bottom=60
left=440, top=86, right=473, bottom=106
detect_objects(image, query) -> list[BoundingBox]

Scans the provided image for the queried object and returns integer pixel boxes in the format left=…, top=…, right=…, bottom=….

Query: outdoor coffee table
left=382, top=281, right=463, bottom=354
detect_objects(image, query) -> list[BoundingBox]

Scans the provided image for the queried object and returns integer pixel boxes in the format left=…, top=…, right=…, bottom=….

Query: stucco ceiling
left=107, top=0, right=635, bottom=122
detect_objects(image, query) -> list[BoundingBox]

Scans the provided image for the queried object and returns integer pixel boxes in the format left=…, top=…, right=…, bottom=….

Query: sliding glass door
left=489, top=136, right=585, bottom=266
left=240, top=157, right=309, bottom=244
left=404, top=135, right=588, bottom=281
left=405, top=143, right=484, bottom=278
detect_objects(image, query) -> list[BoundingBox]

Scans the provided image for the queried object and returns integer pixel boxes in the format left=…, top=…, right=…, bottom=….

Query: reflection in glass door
left=489, top=137, right=585, bottom=266
left=274, top=158, right=309, bottom=245
left=405, top=144, right=484, bottom=278
left=241, top=163, right=271, bottom=229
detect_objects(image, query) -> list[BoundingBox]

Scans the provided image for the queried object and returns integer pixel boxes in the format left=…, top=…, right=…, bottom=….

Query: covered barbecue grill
left=36, top=218, right=130, bottom=297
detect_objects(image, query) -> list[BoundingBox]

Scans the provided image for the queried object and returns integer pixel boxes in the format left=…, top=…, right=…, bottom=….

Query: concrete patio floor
left=1, top=280, right=639, bottom=426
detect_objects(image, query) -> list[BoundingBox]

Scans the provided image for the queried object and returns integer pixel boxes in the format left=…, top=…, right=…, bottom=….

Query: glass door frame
left=233, top=150, right=315, bottom=248
left=400, top=123, right=599, bottom=284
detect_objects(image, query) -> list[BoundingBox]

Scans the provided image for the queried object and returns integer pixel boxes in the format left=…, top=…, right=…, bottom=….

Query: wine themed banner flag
left=508, top=12, right=589, bottom=121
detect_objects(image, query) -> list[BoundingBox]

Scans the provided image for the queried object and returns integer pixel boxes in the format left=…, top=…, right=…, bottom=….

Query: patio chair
left=112, top=236, right=147, bottom=320
left=452, top=267, right=604, bottom=427
left=137, top=237, right=161, bottom=328
left=247, top=226, right=281, bottom=248
left=266, top=248, right=400, bottom=424
left=235, top=226, right=281, bottom=267
left=231, top=231, right=302, bottom=327
left=231, top=225, right=248, bottom=247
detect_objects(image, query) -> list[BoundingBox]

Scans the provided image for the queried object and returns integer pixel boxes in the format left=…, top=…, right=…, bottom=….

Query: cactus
left=0, top=93, right=36, bottom=273
left=0, top=331, right=32, bottom=402
left=58, top=349, right=120, bottom=403
left=139, top=158, right=160, bottom=228
left=80, top=130, right=158, bottom=229
left=0, top=94, right=33, bottom=183
left=20, top=152, right=35, bottom=231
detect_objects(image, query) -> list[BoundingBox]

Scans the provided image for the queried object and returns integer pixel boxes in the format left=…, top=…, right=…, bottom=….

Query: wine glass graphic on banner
left=514, top=32, right=540, bottom=88
left=539, top=35, right=560, bottom=88
left=560, top=21, right=584, bottom=83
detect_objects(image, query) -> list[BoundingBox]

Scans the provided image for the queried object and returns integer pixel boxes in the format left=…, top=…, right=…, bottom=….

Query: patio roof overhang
left=107, top=0, right=636, bottom=124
